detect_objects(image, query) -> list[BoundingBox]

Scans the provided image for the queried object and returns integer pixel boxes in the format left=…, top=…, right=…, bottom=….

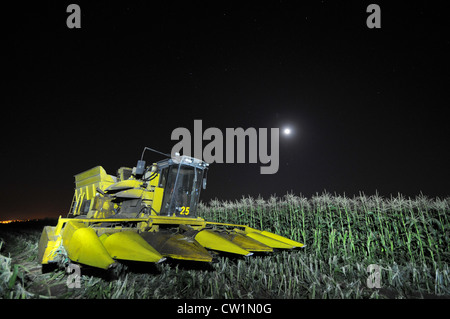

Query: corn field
left=1, top=192, right=449, bottom=299
left=199, top=192, right=450, bottom=298
left=201, top=193, right=450, bottom=267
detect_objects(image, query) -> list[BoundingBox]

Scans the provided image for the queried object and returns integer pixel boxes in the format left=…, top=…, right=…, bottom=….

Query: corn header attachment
left=38, top=148, right=304, bottom=270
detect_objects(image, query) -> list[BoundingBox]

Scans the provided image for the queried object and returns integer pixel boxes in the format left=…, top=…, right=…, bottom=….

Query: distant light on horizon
left=0, top=219, right=31, bottom=224
left=283, top=128, right=291, bottom=135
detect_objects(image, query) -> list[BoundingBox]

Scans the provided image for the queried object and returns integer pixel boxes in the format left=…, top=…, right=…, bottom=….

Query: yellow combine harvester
left=38, top=147, right=304, bottom=271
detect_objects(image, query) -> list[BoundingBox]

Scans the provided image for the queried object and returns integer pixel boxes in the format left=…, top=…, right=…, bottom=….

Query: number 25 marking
left=180, top=206, right=190, bottom=215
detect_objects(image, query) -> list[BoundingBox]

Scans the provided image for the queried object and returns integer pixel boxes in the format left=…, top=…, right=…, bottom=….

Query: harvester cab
left=37, top=147, right=304, bottom=271
left=155, top=154, right=208, bottom=218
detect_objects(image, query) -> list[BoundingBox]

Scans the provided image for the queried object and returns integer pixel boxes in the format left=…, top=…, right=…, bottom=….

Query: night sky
left=2, top=1, right=449, bottom=221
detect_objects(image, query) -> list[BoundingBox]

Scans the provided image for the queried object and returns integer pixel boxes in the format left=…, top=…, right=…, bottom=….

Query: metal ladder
left=67, top=192, right=85, bottom=217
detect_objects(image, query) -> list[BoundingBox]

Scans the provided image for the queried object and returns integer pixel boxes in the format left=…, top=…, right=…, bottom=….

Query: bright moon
left=283, top=128, right=291, bottom=135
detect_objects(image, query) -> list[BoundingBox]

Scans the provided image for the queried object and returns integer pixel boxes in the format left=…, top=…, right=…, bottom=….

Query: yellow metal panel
left=231, top=227, right=296, bottom=249
left=259, top=230, right=305, bottom=248
left=147, top=167, right=159, bottom=187
left=140, top=232, right=213, bottom=262
left=62, top=221, right=115, bottom=269
left=54, top=216, right=65, bottom=235
left=245, top=232, right=294, bottom=249
left=243, top=227, right=304, bottom=248
left=150, top=215, right=206, bottom=227
left=101, top=231, right=165, bottom=263
left=223, top=231, right=273, bottom=252
left=38, top=217, right=70, bottom=264
left=114, top=188, right=153, bottom=200
left=74, top=166, right=115, bottom=203
left=195, top=230, right=252, bottom=256
left=37, top=226, right=60, bottom=264
left=74, top=166, right=115, bottom=188
left=151, top=187, right=164, bottom=214
left=105, top=179, right=142, bottom=192
left=66, top=218, right=148, bottom=223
